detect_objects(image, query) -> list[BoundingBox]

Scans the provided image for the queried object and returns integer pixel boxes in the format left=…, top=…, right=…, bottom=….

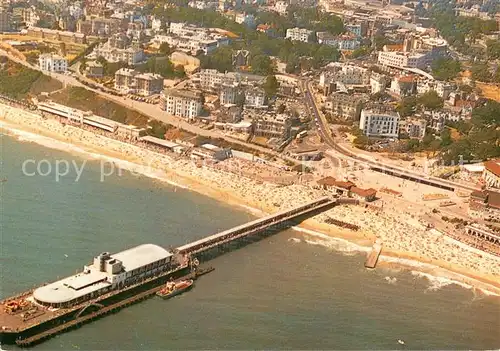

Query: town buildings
left=483, top=160, right=500, bottom=189
left=93, top=33, right=144, bottom=65
left=84, top=61, right=104, bottom=78
left=253, top=114, right=291, bottom=139
left=399, top=118, right=427, bottom=139
left=220, top=83, right=239, bottom=105
left=320, top=64, right=371, bottom=88
left=232, top=49, right=250, bottom=67
left=316, top=32, right=360, bottom=50
left=370, top=72, right=388, bottom=94
left=244, top=86, right=267, bottom=108
left=162, top=88, right=203, bottom=120
left=359, top=108, right=400, bottom=138
left=38, top=53, right=68, bottom=73
left=378, top=50, right=428, bottom=69
left=324, top=92, right=367, bottom=121
left=389, top=75, right=416, bottom=97
left=114, top=68, right=163, bottom=96
left=152, top=22, right=230, bottom=55
left=27, top=27, right=86, bottom=44
left=286, top=27, right=313, bottom=42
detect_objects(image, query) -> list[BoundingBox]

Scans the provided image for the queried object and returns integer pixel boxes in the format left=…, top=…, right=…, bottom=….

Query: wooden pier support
left=365, top=240, right=383, bottom=269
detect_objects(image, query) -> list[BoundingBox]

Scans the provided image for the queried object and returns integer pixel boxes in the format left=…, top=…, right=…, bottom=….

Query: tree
left=495, top=67, right=500, bottom=84
left=250, top=54, right=273, bottom=75
left=350, top=46, right=371, bottom=59
left=285, top=54, right=299, bottom=73
left=431, top=57, right=461, bottom=81
left=397, top=96, right=417, bottom=117
left=486, top=40, right=500, bottom=59
left=200, top=46, right=233, bottom=72
left=159, top=42, right=172, bottom=56
left=440, top=128, right=453, bottom=147
left=263, top=75, right=279, bottom=98
left=418, top=90, right=444, bottom=110
left=471, top=62, right=492, bottom=82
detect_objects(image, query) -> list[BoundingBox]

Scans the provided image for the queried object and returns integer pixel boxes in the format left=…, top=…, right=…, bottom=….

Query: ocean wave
left=294, top=227, right=371, bottom=254
left=411, top=270, right=474, bottom=292
left=1, top=123, right=89, bottom=155
left=381, top=256, right=500, bottom=296
left=1, top=122, right=190, bottom=191
left=288, top=238, right=301, bottom=243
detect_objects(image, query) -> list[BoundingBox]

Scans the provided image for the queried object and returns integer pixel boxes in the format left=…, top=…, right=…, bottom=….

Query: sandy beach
left=2, top=102, right=500, bottom=295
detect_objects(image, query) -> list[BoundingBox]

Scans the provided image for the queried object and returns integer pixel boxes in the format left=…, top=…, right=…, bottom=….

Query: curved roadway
left=303, top=80, right=480, bottom=193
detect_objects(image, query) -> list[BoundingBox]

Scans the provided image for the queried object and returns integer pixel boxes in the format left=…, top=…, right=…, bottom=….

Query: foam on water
left=384, top=276, right=398, bottom=285
left=294, top=227, right=371, bottom=254
left=0, top=122, right=190, bottom=190
left=382, top=255, right=500, bottom=297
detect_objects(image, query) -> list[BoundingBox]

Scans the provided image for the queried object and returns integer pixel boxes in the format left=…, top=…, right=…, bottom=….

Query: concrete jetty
left=365, top=240, right=383, bottom=269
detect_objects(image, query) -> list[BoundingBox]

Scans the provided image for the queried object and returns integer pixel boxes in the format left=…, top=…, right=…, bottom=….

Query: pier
left=177, top=197, right=337, bottom=257
left=365, top=241, right=383, bottom=269
left=6, top=198, right=336, bottom=347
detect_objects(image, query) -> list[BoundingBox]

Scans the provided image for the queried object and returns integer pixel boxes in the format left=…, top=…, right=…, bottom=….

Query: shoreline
left=2, top=106, right=500, bottom=297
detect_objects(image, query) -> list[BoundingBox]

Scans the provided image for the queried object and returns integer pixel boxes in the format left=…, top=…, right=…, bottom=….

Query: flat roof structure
left=112, top=244, right=172, bottom=272
left=140, top=136, right=179, bottom=149
left=32, top=244, right=172, bottom=305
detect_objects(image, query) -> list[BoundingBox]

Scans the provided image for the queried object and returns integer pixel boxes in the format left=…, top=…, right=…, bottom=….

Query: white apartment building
left=244, top=87, right=266, bottom=108
left=370, top=72, right=387, bottom=94
left=220, top=83, right=239, bottom=105
left=286, top=27, right=313, bottom=43
left=359, top=109, right=400, bottom=138
left=93, top=42, right=144, bottom=65
left=38, top=53, right=68, bottom=72
left=151, top=17, right=162, bottom=32
left=416, top=79, right=454, bottom=99
left=378, top=51, right=428, bottom=69
left=316, top=32, right=360, bottom=50
left=319, top=64, right=370, bottom=87
left=199, top=69, right=224, bottom=90
left=399, top=118, right=427, bottom=139
left=275, top=1, right=288, bottom=14
left=114, top=68, right=163, bottom=96
left=162, top=88, right=203, bottom=120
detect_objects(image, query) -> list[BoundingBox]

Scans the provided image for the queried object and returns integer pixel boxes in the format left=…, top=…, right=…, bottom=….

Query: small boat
left=156, top=279, right=194, bottom=299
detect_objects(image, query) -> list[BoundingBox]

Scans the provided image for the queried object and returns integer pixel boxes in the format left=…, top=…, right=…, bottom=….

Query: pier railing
left=177, top=197, right=336, bottom=255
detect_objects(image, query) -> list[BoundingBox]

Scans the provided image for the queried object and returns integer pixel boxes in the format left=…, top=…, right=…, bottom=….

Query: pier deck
left=365, top=242, right=383, bottom=269
left=177, top=197, right=336, bottom=256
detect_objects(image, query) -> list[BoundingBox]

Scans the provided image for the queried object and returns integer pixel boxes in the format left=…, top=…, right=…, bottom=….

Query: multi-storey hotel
left=162, top=88, right=203, bottom=120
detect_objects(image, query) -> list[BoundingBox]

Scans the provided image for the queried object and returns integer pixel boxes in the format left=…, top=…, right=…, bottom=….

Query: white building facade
left=38, top=53, right=68, bottom=72
left=359, top=110, right=400, bottom=138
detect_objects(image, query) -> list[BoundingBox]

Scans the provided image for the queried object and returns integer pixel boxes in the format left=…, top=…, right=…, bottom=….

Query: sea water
left=1, top=134, right=499, bottom=350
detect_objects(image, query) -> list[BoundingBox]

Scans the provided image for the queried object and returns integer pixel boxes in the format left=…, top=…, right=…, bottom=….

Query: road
left=302, top=80, right=480, bottom=193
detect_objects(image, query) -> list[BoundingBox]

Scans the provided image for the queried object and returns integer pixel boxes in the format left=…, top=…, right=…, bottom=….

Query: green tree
left=440, top=128, right=453, bottom=147
left=263, top=75, right=279, bottom=98
left=159, top=42, right=172, bottom=56
left=431, top=57, right=461, bottom=81
left=397, top=96, right=417, bottom=117
left=471, top=62, right=492, bottom=82
left=418, top=90, right=444, bottom=110
left=250, top=55, right=273, bottom=75
left=486, top=40, right=500, bottom=59
left=350, top=46, right=371, bottom=59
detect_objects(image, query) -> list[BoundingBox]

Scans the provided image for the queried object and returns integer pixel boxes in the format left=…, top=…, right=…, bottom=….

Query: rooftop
left=484, top=159, right=500, bottom=177
left=32, top=244, right=172, bottom=305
